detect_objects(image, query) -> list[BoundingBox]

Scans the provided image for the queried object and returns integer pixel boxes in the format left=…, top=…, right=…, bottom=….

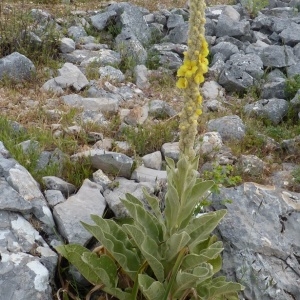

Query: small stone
left=142, top=151, right=162, bottom=170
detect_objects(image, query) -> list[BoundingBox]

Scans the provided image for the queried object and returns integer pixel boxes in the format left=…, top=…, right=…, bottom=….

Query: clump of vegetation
left=0, top=115, right=94, bottom=188
left=292, top=166, right=300, bottom=184
left=285, top=74, right=300, bottom=100
left=202, top=164, right=242, bottom=195
left=0, top=1, right=61, bottom=67
left=120, top=120, right=178, bottom=156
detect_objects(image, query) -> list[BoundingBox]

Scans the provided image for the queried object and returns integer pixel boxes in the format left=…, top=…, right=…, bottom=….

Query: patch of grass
left=0, top=1, right=61, bottom=67
left=120, top=119, right=178, bottom=156
left=244, top=0, right=269, bottom=17
left=145, top=51, right=161, bottom=70
left=84, top=61, right=101, bottom=81
left=285, top=74, right=300, bottom=100
left=0, top=114, right=94, bottom=188
left=292, top=166, right=300, bottom=184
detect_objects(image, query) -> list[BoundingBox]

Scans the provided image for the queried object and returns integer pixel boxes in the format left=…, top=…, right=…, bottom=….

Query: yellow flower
left=176, top=77, right=188, bottom=89
left=177, top=60, right=198, bottom=78
left=197, top=95, right=203, bottom=104
left=201, top=40, right=209, bottom=57
left=196, top=108, right=202, bottom=116
left=199, top=55, right=209, bottom=73
left=194, top=72, right=204, bottom=84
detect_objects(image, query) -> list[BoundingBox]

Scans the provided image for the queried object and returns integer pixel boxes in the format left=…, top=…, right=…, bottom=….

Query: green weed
left=121, top=120, right=178, bottom=156
left=285, top=74, right=300, bottom=100
left=0, top=1, right=61, bottom=68
left=292, top=166, right=300, bottom=184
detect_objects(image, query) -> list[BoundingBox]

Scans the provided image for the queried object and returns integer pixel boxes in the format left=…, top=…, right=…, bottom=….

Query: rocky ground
left=0, top=0, right=300, bottom=299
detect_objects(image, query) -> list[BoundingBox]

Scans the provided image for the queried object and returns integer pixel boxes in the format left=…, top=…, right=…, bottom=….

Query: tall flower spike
left=177, top=0, right=209, bottom=160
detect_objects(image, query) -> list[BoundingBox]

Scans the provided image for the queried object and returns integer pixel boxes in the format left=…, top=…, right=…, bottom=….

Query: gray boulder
left=286, top=62, right=300, bottom=78
left=67, top=25, right=87, bottom=41
left=279, top=22, right=300, bottom=46
left=167, top=13, right=185, bottom=29
left=218, top=53, right=264, bottom=92
left=0, top=177, right=32, bottom=213
left=42, top=176, right=76, bottom=196
left=134, top=65, right=150, bottom=89
left=148, top=99, right=177, bottom=118
left=42, top=63, right=89, bottom=94
left=142, top=151, right=162, bottom=170
left=216, top=14, right=251, bottom=40
left=239, top=154, right=265, bottom=177
left=103, top=177, right=154, bottom=218
left=115, top=27, right=147, bottom=65
left=115, top=3, right=152, bottom=46
left=6, top=164, right=55, bottom=230
left=260, top=45, right=297, bottom=67
left=0, top=52, right=35, bottom=82
left=73, top=149, right=133, bottom=179
left=0, top=211, right=57, bottom=300
left=161, top=142, right=180, bottom=162
left=163, top=22, right=189, bottom=44
left=99, top=66, right=125, bottom=82
left=131, top=165, right=167, bottom=183
left=207, top=115, right=246, bottom=141
left=244, top=98, right=288, bottom=125
left=59, top=37, right=75, bottom=54
left=260, top=78, right=287, bottom=99
left=211, top=182, right=300, bottom=300
left=210, top=42, right=239, bottom=61
left=90, top=10, right=117, bottom=30
left=53, top=179, right=106, bottom=245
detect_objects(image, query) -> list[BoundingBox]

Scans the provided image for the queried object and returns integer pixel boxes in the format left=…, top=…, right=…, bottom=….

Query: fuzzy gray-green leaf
left=165, top=232, right=191, bottom=261
left=181, top=241, right=223, bottom=270
left=122, top=193, right=163, bottom=242
left=143, top=189, right=165, bottom=225
left=82, top=221, right=141, bottom=279
left=164, top=182, right=180, bottom=232
left=82, top=252, right=117, bottom=287
left=173, top=268, right=212, bottom=297
left=122, top=224, right=165, bottom=282
left=138, top=274, right=166, bottom=300
left=178, top=180, right=214, bottom=229
left=186, top=210, right=227, bottom=250
left=56, top=244, right=101, bottom=285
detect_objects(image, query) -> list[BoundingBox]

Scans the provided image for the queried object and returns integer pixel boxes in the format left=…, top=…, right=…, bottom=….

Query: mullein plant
left=56, top=0, right=244, bottom=299
left=176, top=0, right=209, bottom=159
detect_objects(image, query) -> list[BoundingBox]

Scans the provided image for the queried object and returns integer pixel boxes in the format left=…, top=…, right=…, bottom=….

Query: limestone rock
left=53, top=179, right=106, bottom=245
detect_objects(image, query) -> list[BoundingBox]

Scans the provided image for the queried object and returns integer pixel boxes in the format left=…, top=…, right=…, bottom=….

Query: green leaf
left=81, top=253, right=117, bottom=287
left=178, top=180, right=215, bottom=229
left=198, top=276, right=244, bottom=299
left=165, top=156, right=175, bottom=170
left=102, top=287, right=132, bottom=300
left=185, top=210, right=227, bottom=250
left=165, top=232, right=191, bottom=261
left=122, top=193, right=163, bottom=242
left=122, top=224, right=165, bottom=282
left=181, top=241, right=223, bottom=270
left=173, top=267, right=212, bottom=298
left=143, top=189, right=165, bottom=227
left=138, top=274, right=166, bottom=300
left=208, top=254, right=223, bottom=274
left=56, top=244, right=101, bottom=285
left=173, top=156, right=192, bottom=198
left=82, top=220, right=141, bottom=279
left=164, top=182, right=180, bottom=233
left=89, top=215, right=132, bottom=248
